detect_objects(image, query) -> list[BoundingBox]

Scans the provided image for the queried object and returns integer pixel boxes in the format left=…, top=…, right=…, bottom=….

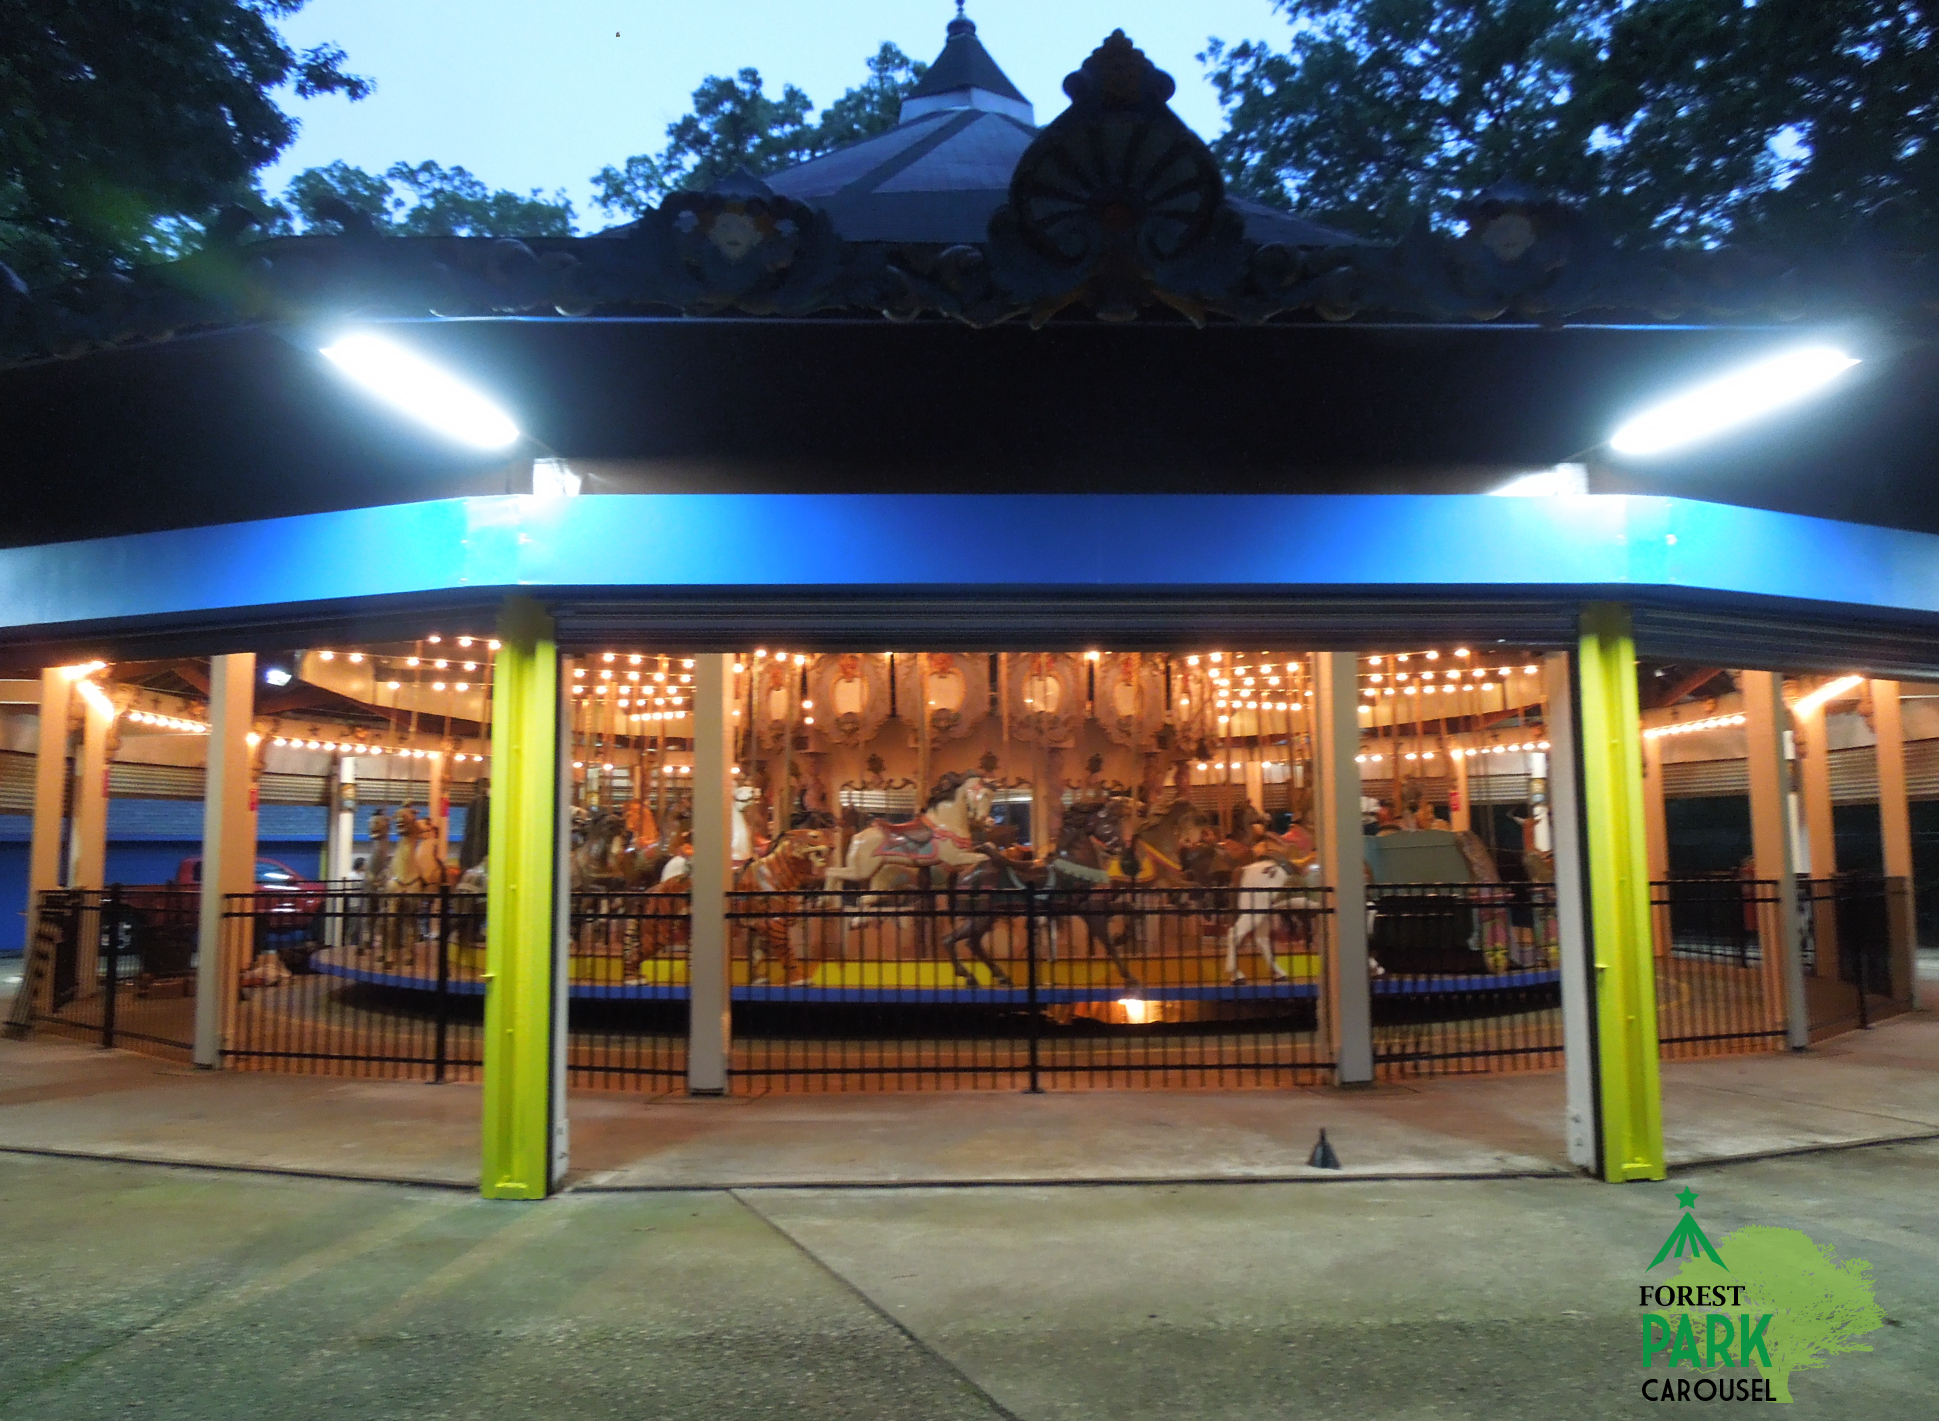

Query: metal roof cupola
left=900, top=3, right=1035, bottom=125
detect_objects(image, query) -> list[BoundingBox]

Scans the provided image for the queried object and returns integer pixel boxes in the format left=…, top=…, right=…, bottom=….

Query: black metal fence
left=725, top=885, right=1335, bottom=1091
left=1367, top=882, right=1565, bottom=1076
left=1798, top=875, right=1917, bottom=1036
left=224, top=887, right=486, bottom=1079
left=13, top=887, right=196, bottom=1057
left=29, top=873, right=1900, bottom=1091
left=1652, top=878, right=1788, bottom=1059
left=567, top=890, right=688, bottom=1088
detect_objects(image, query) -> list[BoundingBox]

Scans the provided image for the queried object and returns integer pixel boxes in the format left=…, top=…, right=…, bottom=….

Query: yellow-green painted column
left=1577, top=603, right=1665, bottom=1182
left=482, top=597, right=560, bottom=1199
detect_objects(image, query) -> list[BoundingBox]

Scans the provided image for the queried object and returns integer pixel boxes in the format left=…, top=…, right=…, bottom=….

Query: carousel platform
left=307, top=945, right=1557, bottom=1002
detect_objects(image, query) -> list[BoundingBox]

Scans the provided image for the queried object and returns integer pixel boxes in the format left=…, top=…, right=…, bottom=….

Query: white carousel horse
left=732, top=784, right=763, bottom=865
left=1222, top=854, right=1321, bottom=983
left=824, top=772, right=992, bottom=889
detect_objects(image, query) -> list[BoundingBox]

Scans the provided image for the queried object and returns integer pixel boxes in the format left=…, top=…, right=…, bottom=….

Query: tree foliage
left=1673, top=1226, right=1884, bottom=1403
left=0, top=0, right=369, bottom=285
left=592, top=43, right=927, bottom=220
left=1204, top=0, right=1938, bottom=252
left=281, top=160, right=574, bottom=237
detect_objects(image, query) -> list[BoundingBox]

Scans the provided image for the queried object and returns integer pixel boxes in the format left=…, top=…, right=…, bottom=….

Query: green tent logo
left=1647, top=1186, right=1727, bottom=1270
left=1639, top=1188, right=1885, bottom=1403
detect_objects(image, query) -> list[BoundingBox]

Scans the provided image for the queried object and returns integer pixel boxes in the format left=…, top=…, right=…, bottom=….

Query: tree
left=812, top=43, right=929, bottom=152
left=0, top=0, right=369, bottom=286
left=1672, top=1225, right=1885, bottom=1402
left=592, top=44, right=927, bottom=220
left=281, top=161, right=574, bottom=237
left=1203, top=0, right=1938, bottom=252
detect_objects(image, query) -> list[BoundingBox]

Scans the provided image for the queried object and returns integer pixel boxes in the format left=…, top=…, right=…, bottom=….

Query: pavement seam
left=568, top=1167, right=1578, bottom=1191
left=1666, top=1128, right=1939, bottom=1173
left=728, top=1188, right=1028, bottom=1421
left=0, top=1142, right=476, bottom=1190
left=1666, top=1075, right=1939, bottom=1131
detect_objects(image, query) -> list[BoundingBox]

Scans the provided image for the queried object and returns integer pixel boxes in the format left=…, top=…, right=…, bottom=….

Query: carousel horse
left=376, top=806, right=446, bottom=962
left=733, top=831, right=833, bottom=985
left=825, top=772, right=993, bottom=890
left=939, top=799, right=1140, bottom=989
left=1222, top=851, right=1322, bottom=984
left=731, top=783, right=764, bottom=866
left=351, top=810, right=394, bottom=950
left=1118, top=799, right=1210, bottom=886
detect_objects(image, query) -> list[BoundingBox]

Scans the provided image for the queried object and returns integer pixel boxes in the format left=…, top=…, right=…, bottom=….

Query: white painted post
left=1315, top=652, right=1371, bottom=1084
left=687, top=653, right=735, bottom=1093
left=1448, top=741, right=1471, bottom=831
left=1794, top=690, right=1840, bottom=983
left=1743, top=670, right=1808, bottom=1049
left=67, top=682, right=114, bottom=997
left=25, top=670, right=73, bottom=1011
left=1543, top=652, right=1598, bottom=1171
left=193, top=654, right=256, bottom=1068
left=324, top=754, right=357, bottom=947
left=427, top=750, right=448, bottom=864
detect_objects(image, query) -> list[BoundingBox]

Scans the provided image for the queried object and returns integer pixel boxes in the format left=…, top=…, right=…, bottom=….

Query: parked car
left=117, top=857, right=327, bottom=978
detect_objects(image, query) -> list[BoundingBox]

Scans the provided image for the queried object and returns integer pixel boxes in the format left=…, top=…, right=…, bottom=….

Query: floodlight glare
left=1609, top=346, right=1859, bottom=457
left=319, top=332, right=520, bottom=449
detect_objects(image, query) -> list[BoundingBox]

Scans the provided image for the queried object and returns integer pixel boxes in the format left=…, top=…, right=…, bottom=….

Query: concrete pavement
left=0, top=1015, right=1933, bottom=1189
left=0, top=1141, right=1930, bottom=1419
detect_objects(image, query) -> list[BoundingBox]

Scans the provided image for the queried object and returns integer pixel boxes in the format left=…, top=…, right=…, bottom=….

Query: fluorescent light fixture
left=263, top=666, right=293, bottom=688
left=319, top=332, right=519, bottom=449
left=1490, top=463, right=1588, bottom=496
left=1792, top=674, right=1863, bottom=717
left=1610, top=346, right=1859, bottom=457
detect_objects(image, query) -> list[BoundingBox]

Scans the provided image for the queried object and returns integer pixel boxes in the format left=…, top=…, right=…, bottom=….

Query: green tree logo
left=1671, top=1227, right=1885, bottom=1403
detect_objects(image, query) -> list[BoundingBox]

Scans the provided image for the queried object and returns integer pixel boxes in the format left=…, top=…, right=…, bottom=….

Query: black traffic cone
left=1308, top=1128, right=1341, bottom=1170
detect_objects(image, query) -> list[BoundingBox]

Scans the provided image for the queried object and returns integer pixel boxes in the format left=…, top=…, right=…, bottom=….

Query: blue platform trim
left=5, top=494, right=1939, bottom=631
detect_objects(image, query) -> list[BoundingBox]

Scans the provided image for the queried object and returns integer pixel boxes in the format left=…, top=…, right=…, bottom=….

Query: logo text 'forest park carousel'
left=1638, top=1187, right=1883, bottom=1403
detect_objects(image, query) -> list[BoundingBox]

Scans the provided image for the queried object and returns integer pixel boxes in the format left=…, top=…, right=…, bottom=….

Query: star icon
left=1675, top=1186, right=1699, bottom=1209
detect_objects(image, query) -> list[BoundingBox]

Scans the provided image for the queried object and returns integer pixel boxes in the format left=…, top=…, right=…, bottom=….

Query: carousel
left=275, top=640, right=1561, bottom=1024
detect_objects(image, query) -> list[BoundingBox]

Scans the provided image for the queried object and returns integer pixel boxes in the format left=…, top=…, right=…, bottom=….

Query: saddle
left=873, top=815, right=934, bottom=844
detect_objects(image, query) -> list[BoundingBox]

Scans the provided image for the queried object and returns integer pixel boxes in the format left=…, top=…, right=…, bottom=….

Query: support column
left=325, top=755, right=357, bottom=947
left=482, top=599, right=560, bottom=1198
left=1575, top=604, right=1664, bottom=1182
left=1873, top=681, right=1914, bottom=882
left=1641, top=732, right=1671, bottom=958
left=193, top=654, right=255, bottom=1068
left=688, top=654, right=735, bottom=1094
left=1448, top=742, right=1471, bottom=832
left=25, top=670, right=73, bottom=1012
left=1871, top=680, right=1917, bottom=997
left=1315, top=652, right=1371, bottom=1085
left=68, top=681, right=114, bottom=996
left=428, top=749, right=448, bottom=864
left=1743, top=670, right=1808, bottom=1048
left=1794, top=686, right=1840, bottom=983
left=1544, top=651, right=1599, bottom=1172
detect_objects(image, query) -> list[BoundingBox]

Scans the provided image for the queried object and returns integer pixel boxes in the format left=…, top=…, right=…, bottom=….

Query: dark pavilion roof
left=0, top=21, right=1926, bottom=370
left=756, top=14, right=1355, bottom=248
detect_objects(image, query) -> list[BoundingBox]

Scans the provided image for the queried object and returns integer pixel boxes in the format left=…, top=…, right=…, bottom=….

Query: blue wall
left=0, top=802, right=470, bottom=952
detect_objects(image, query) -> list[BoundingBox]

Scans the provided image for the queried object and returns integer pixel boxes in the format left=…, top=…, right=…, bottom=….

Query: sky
left=265, top=0, right=1287, bottom=228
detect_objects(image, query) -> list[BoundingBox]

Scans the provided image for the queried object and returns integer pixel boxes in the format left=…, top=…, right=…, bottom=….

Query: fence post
left=100, top=886, right=120, bottom=1051
left=434, top=885, right=452, bottom=1082
left=1024, top=890, right=1042, bottom=1094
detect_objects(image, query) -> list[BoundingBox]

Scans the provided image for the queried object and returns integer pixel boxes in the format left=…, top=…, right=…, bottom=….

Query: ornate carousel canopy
left=3, top=22, right=1933, bottom=372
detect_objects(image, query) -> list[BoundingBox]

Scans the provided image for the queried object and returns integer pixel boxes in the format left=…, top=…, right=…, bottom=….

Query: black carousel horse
left=939, top=798, right=1140, bottom=989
